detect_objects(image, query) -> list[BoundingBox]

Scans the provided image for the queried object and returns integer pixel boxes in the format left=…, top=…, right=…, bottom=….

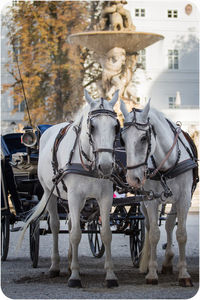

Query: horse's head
left=120, top=100, right=156, bottom=188
left=84, top=89, right=120, bottom=177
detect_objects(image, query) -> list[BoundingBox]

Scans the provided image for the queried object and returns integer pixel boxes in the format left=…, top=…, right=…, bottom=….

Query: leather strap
left=149, top=126, right=181, bottom=178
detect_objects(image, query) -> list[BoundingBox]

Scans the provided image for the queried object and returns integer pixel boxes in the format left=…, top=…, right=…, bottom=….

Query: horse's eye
left=90, top=124, right=95, bottom=133
left=141, top=135, right=148, bottom=143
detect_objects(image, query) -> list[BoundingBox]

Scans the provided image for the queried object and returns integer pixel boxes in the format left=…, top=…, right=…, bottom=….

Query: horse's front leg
left=67, top=193, right=83, bottom=288
left=98, top=190, right=118, bottom=288
left=161, top=204, right=176, bottom=274
left=145, top=201, right=160, bottom=284
left=176, top=200, right=193, bottom=287
left=47, top=194, right=60, bottom=277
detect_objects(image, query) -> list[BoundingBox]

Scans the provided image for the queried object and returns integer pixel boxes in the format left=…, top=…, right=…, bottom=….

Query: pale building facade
left=127, top=0, right=199, bottom=133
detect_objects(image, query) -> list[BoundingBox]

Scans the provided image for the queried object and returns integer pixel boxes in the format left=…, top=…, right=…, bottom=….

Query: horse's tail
left=17, top=192, right=49, bottom=251
left=139, top=230, right=150, bottom=273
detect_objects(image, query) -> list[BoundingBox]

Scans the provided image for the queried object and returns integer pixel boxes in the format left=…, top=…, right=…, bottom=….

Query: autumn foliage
left=3, top=1, right=90, bottom=125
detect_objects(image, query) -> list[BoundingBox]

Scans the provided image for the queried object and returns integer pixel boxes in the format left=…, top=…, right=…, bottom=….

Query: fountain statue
left=69, top=0, right=164, bottom=115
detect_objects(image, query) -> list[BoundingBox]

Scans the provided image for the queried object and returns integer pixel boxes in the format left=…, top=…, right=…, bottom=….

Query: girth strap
left=149, top=158, right=198, bottom=181
left=53, top=163, right=99, bottom=180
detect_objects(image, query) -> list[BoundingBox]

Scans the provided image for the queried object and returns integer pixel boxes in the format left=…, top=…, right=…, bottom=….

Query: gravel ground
left=1, top=214, right=199, bottom=299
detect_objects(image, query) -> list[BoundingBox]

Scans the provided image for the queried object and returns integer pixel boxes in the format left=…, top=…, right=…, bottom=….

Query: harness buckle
left=160, top=175, right=173, bottom=198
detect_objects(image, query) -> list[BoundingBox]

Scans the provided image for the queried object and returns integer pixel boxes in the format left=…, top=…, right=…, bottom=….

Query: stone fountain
left=69, top=0, right=164, bottom=116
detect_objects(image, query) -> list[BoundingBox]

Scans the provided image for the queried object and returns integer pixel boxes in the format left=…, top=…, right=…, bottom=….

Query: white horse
left=120, top=99, right=198, bottom=287
left=19, top=90, right=120, bottom=288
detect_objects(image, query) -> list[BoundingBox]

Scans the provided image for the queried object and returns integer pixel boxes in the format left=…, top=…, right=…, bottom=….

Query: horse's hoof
left=49, top=270, right=60, bottom=277
left=179, top=278, right=193, bottom=287
left=161, top=265, right=173, bottom=274
left=146, top=278, right=158, bottom=285
left=68, top=279, right=82, bottom=288
left=106, top=280, right=119, bottom=288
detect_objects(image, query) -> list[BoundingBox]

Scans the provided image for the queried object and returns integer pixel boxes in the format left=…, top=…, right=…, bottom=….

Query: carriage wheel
left=1, top=215, right=10, bottom=261
left=88, top=217, right=105, bottom=258
left=129, top=217, right=145, bottom=267
left=29, top=221, right=40, bottom=268
left=112, top=206, right=128, bottom=230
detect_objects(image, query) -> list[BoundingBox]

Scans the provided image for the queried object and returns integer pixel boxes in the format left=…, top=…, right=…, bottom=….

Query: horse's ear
left=84, top=89, right=93, bottom=105
left=109, top=89, right=119, bottom=107
left=120, top=99, right=129, bottom=118
left=141, top=98, right=151, bottom=122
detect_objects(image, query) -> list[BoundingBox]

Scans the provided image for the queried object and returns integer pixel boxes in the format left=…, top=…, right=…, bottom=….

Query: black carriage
left=1, top=125, right=155, bottom=268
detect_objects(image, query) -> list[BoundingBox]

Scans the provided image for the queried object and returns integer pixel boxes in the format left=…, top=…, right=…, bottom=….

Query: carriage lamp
left=21, top=126, right=37, bottom=148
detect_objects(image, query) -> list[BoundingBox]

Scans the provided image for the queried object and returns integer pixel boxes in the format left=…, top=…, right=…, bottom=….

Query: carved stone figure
left=95, top=1, right=136, bottom=31
left=99, top=47, right=137, bottom=100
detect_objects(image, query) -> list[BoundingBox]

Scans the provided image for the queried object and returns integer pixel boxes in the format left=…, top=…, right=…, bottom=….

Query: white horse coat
left=19, top=90, right=120, bottom=288
left=120, top=99, right=198, bottom=287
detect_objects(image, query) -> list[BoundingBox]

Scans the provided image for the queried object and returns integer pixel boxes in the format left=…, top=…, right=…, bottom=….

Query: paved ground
left=1, top=214, right=199, bottom=299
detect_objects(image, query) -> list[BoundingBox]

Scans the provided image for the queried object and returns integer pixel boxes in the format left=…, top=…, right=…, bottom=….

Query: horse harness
left=121, top=108, right=199, bottom=197
left=51, top=100, right=120, bottom=196
left=120, top=108, right=156, bottom=171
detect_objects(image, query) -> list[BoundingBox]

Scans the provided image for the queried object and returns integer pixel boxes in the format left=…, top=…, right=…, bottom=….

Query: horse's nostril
left=98, top=163, right=112, bottom=176
left=135, top=177, right=141, bottom=184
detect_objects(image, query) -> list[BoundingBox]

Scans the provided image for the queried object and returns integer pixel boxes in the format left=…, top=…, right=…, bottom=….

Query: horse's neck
left=72, top=116, right=93, bottom=164
left=80, top=129, right=93, bottom=159
left=150, top=110, right=179, bottom=170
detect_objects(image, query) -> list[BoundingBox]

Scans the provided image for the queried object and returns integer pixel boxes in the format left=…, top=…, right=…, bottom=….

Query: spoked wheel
left=1, top=215, right=10, bottom=261
left=129, top=217, right=145, bottom=267
left=88, top=216, right=105, bottom=258
left=29, top=220, right=40, bottom=268
left=111, top=206, right=128, bottom=230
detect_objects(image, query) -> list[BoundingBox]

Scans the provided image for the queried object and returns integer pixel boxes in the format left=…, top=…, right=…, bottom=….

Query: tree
left=82, top=1, right=104, bottom=98
left=3, top=1, right=90, bottom=125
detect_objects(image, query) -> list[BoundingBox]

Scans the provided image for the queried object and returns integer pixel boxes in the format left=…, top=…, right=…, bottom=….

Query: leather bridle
left=121, top=108, right=156, bottom=171
left=80, top=99, right=120, bottom=171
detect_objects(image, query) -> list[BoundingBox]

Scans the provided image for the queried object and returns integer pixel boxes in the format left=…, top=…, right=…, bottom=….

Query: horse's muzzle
left=97, top=162, right=114, bottom=177
left=126, top=172, right=146, bottom=189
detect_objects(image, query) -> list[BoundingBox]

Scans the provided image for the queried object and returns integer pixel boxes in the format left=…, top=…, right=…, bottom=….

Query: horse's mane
left=73, top=104, right=90, bottom=127
left=149, top=107, right=166, bottom=124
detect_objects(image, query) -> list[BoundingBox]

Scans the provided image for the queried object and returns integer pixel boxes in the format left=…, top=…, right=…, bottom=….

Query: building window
left=168, top=50, right=179, bottom=69
left=168, top=10, right=178, bottom=18
left=137, top=49, right=146, bottom=69
left=135, top=8, right=145, bottom=17
left=14, top=100, right=25, bottom=112
left=141, top=9, right=145, bottom=17
left=12, top=0, right=18, bottom=7
left=168, top=97, right=176, bottom=108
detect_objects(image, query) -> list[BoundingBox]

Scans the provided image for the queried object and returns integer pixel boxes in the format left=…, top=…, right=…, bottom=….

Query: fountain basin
left=69, top=31, right=164, bottom=55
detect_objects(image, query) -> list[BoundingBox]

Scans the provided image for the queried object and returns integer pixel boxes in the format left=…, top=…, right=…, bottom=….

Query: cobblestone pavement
left=1, top=214, right=199, bottom=299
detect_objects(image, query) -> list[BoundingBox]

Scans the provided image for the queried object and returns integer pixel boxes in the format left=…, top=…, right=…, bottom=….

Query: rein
left=148, top=126, right=181, bottom=178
